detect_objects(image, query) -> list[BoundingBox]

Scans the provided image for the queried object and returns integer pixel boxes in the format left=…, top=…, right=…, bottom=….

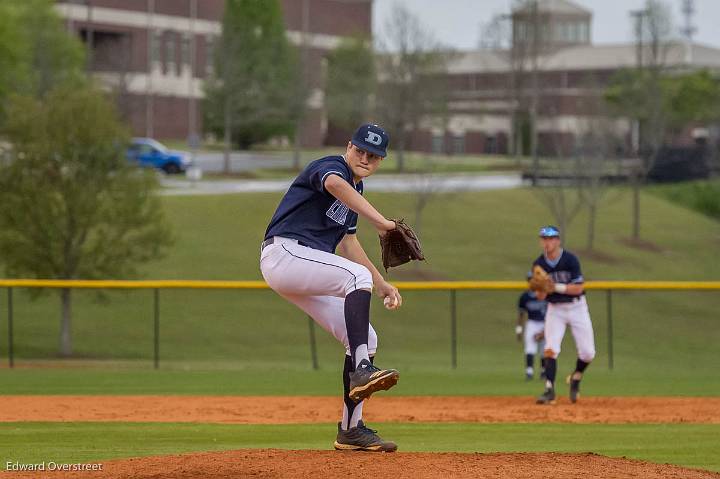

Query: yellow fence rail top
left=0, top=279, right=719, bottom=290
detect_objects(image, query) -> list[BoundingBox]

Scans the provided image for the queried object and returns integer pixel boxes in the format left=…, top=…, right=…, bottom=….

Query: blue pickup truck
left=126, top=138, right=192, bottom=174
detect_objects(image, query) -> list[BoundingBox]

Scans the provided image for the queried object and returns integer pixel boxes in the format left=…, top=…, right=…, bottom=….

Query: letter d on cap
left=365, top=131, right=382, bottom=145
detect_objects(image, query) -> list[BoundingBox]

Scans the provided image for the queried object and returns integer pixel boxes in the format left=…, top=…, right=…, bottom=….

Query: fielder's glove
left=529, top=265, right=555, bottom=294
left=379, top=219, right=425, bottom=271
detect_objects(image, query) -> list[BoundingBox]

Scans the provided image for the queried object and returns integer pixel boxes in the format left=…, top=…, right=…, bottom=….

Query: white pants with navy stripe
left=260, top=236, right=378, bottom=355
left=524, top=320, right=545, bottom=355
left=544, top=296, right=596, bottom=362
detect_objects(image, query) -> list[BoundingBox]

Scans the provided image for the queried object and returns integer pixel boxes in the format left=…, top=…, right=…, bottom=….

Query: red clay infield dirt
left=1, top=395, right=719, bottom=424
left=2, top=395, right=719, bottom=478
left=3, top=450, right=719, bottom=479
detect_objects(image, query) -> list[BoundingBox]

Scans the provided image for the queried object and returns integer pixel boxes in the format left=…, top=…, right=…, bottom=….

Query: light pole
left=629, top=9, right=648, bottom=241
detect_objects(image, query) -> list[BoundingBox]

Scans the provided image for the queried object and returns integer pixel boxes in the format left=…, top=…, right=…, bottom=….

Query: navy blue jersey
left=518, top=291, right=547, bottom=321
left=264, top=156, right=361, bottom=253
left=532, top=250, right=585, bottom=303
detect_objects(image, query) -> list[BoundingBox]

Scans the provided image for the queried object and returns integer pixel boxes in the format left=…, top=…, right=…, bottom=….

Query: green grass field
left=2, top=187, right=718, bottom=371
left=1, top=186, right=719, bottom=472
left=2, top=423, right=719, bottom=471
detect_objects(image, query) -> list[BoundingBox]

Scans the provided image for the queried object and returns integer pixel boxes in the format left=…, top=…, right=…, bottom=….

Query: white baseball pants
left=544, top=296, right=595, bottom=362
left=260, top=236, right=378, bottom=355
left=523, top=320, right=545, bottom=355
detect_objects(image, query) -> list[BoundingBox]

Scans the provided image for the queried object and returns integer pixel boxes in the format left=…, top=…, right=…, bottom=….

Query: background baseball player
left=530, top=225, right=596, bottom=404
left=260, top=124, right=401, bottom=452
left=516, top=274, right=547, bottom=381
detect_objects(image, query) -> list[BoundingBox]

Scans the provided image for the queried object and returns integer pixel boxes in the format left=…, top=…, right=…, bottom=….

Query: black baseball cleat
left=536, top=387, right=556, bottom=405
left=348, top=359, right=399, bottom=402
left=567, top=375, right=581, bottom=403
left=334, top=421, right=397, bottom=452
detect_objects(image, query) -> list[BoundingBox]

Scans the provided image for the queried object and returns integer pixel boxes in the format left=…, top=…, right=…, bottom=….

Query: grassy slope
left=1, top=188, right=719, bottom=472
left=2, top=188, right=718, bottom=372
left=1, top=422, right=718, bottom=472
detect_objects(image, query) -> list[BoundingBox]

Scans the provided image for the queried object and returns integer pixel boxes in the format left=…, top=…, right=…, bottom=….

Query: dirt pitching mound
left=4, top=449, right=719, bottom=479
left=2, top=395, right=718, bottom=424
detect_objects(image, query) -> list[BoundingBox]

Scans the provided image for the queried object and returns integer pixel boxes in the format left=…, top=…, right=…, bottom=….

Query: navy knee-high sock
left=573, top=358, right=590, bottom=383
left=543, top=357, right=557, bottom=387
left=344, top=290, right=371, bottom=368
left=342, top=354, right=374, bottom=430
left=525, top=354, right=534, bottom=369
left=342, top=354, right=357, bottom=429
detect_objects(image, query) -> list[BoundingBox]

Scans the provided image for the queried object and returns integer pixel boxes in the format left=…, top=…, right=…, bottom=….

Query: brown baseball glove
left=379, top=219, right=425, bottom=271
left=529, top=265, right=555, bottom=294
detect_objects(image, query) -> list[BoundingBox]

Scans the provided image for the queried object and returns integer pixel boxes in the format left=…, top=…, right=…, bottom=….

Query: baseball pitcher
left=260, top=124, right=423, bottom=452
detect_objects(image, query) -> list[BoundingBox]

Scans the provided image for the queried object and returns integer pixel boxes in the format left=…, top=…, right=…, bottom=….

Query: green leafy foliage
left=0, top=85, right=172, bottom=280
left=605, top=69, right=720, bottom=132
left=650, top=180, right=720, bottom=220
left=325, top=36, right=376, bottom=131
left=203, top=0, right=302, bottom=149
left=0, top=0, right=85, bottom=110
left=0, top=85, right=173, bottom=355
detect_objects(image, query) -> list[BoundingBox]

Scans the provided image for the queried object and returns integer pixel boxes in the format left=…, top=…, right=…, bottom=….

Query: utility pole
left=188, top=0, right=199, bottom=154
left=681, top=0, right=696, bottom=64
left=223, top=44, right=232, bottom=175
left=529, top=0, right=540, bottom=186
left=629, top=9, right=646, bottom=155
left=292, top=0, right=310, bottom=172
left=85, top=0, right=94, bottom=72
left=146, top=0, right=155, bottom=138
left=629, top=8, right=647, bottom=241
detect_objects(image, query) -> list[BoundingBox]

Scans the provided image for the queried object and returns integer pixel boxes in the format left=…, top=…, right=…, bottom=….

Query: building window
left=205, top=35, right=215, bottom=76
left=525, top=23, right=535, bottom=41
left=571, top=22, right=580, bottom=42
left=485, top=135, right=497, bottom=154
left=562, top=22, right=570, bottom=42
left=541, top=23, right=550, bottom=42
left=165, top=32, right=176, bottom=75
left=431, top=134, right=444, bottom=154
left=181, top=33, right=191, bottom=69
left=452, top=135, right=465, bottom=155
left=579, top=22, right=589, bottom=42
left=151, top=30, right=162, bottom=65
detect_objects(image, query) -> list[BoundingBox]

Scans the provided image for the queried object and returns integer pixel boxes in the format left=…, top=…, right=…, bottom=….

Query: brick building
left=55, top=0, right=372, bottom=147
left=420, top=0, right=720, bottom=156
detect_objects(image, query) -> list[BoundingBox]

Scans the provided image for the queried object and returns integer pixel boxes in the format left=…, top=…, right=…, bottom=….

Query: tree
left=374, top=3, right=454, bottom=172
left=604, top=0, right=675, bottom=241
left=575, top=118, right=625, bottom=252
left=478, top=12, right=511, bottom=51
left=203, top=0, right=302, bottom=171
left=0, top=85, right=173, bottom=356
left=0, top=0, right=85, bottom=114
left=664, top=70, right=720, bottom=130
left=533, top=142, right=584, bottom=246
left=325, top=36, right=376, bottom=133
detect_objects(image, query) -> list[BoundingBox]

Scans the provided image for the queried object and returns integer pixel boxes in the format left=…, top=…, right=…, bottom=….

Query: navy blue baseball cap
left=351, top=124, right=390, bottom=158
left=539, top=225, right=560, bottom=238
